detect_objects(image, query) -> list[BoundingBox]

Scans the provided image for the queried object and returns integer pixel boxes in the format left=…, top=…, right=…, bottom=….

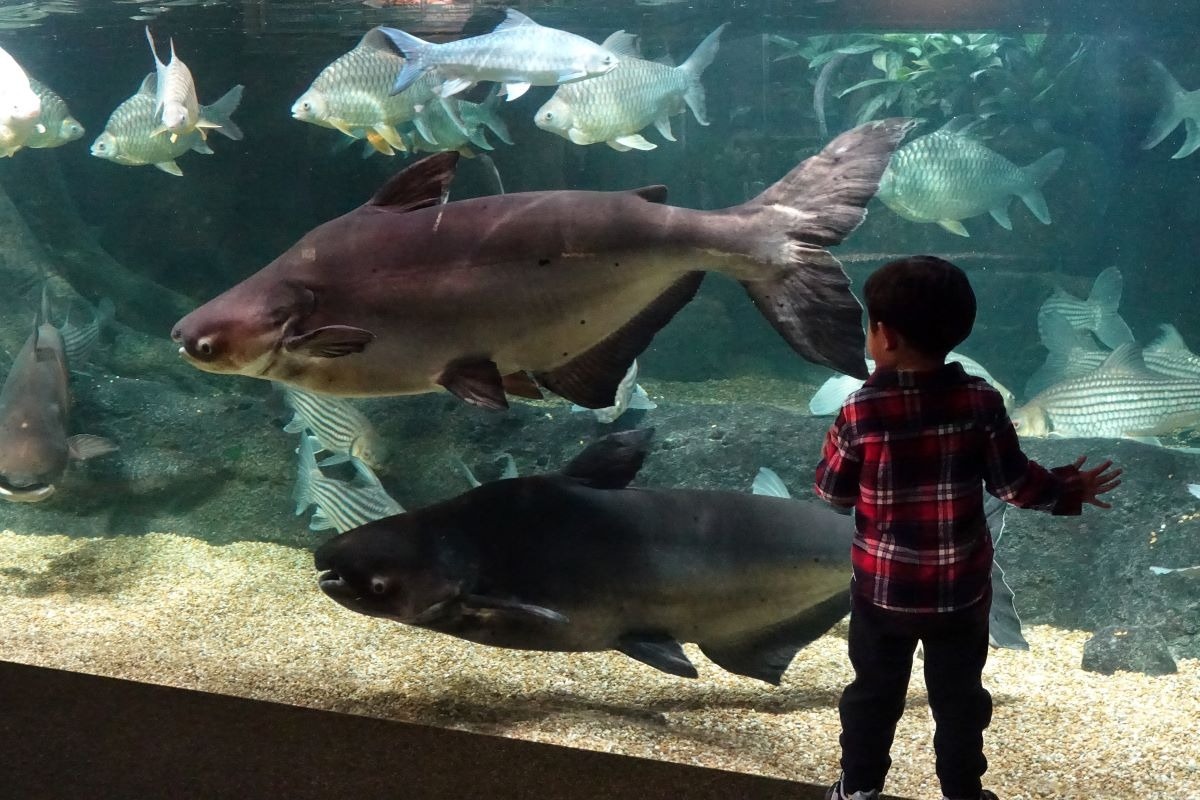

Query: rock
left=1082, top=625, right=1177, bottom=676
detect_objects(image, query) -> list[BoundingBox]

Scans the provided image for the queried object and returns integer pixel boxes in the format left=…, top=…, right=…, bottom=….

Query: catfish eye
left=371, top=577, right=387, bottom=595
left=198, top=340, right=214, bottom=357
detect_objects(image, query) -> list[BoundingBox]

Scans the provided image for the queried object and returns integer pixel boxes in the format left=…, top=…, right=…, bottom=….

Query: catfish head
left=171, top=277, right=374, bottom=379
left=315, top=516, right=463, bottom=624
left=0, top=423, right=66, bottom=503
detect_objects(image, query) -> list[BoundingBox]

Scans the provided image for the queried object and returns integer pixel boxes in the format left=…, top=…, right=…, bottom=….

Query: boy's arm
left=814, top=411, right=861, bottom=510
left=984, top=405, right=1083, bottom=515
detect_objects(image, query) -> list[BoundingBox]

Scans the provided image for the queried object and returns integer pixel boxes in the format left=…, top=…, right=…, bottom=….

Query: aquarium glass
left=0, top=1, right=1197, bottom=798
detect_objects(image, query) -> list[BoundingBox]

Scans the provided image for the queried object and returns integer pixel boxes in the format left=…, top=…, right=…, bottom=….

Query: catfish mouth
left=318, top=570, right=352, bottom=598
left=0, top=476, right=55, bottom=503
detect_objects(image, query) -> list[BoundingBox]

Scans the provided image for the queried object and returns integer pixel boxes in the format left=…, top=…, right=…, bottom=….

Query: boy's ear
left=876, top=321, right=902, bottom=351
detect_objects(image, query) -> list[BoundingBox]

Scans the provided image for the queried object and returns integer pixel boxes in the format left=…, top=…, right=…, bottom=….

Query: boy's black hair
left=863, top=255, right=976, bottom=357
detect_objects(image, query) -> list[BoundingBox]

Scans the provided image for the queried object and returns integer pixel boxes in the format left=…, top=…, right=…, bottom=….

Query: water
left=0, top=3, right=1199, bottom=798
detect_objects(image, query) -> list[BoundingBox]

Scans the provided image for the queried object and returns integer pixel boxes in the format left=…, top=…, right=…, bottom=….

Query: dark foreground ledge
left=0, top=661, right=907, bottom=799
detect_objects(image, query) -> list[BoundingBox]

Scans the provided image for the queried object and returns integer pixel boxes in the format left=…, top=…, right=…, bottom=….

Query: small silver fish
left=1013, top=344, right=1200, bottom=439
left=381, top=8, right=619, bottom=102
left=91, top=73, right=242, bottom=175
left=877, top=122, right=1064, bottom=237
left=282, top=386, right=387, bottom=469
left=1036, top=266, right=1134, bottom=350
left=410, top=88, right=512, bottom=156
left=570, top=359, right=657, bottom=422
left=293, top=432, right=402, bottom=532
left=1142, top=59, right=1200, bottom=159
left=144, top=26, right=217, bottom=141
left=535, top=24, right=726, bottom=152
left=25, top=77, right=83, bottom=149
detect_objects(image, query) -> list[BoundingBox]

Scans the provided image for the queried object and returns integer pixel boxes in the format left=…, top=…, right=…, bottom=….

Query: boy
left=814, top=256, right=1121, bottom=800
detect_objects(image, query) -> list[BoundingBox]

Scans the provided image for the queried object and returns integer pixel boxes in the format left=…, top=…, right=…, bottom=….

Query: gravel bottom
left=0, top=529, right=1196, bottom=799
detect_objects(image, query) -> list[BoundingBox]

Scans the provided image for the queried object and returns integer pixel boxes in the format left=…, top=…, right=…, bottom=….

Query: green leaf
left=836, top=77, right=895, bottom=98
left=835, top=41, right=884, bottom=55
left=872, top=48, right=890, bottom=73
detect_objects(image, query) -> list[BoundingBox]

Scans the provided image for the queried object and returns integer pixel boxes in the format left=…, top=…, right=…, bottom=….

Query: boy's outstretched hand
left=1073, top=456, right=1122, bottom=509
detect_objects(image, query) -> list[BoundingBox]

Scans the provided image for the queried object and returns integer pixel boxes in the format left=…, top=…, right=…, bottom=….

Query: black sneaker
left=942, top=792, right=999, bottom=800
left=825, top=776, right=881, bottom=800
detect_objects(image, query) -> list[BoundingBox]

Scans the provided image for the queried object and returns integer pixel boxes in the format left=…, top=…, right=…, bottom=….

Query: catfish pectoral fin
left=617, top=634, right=698, bottom=679
left=68, top=434, right=118, bottom=460
left=284, top=326, right=375, bottom=358
left=501, top=371, right=543, bottom=400
left=437, top=357, right=509, bottom=410
left=462, top=594, right=569, bottom=625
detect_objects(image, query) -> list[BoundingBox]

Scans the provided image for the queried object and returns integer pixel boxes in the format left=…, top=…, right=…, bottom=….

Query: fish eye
left=196, top=338, right=215, bottom=358
left=302, top=102, right=312, bottom=112
left=370, top=577, right=388, bottom=595
left=543, top=111, right=553, bottom=121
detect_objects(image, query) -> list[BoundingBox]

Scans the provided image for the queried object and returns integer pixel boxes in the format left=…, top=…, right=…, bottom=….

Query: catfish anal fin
left=699, top=590, right=850, bottom=685
left=535, top=272, right=704, bottom=408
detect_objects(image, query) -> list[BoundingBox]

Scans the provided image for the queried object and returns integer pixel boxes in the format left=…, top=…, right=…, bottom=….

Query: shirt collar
left=864, top=360, right=969, bottom=388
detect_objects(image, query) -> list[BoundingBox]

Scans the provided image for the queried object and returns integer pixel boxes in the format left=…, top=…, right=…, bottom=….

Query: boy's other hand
left=1073, top=456, right=1122, bottom=509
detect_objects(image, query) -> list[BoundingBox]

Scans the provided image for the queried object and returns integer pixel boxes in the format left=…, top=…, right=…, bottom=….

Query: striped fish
left=60, top=297, right=114, bottom=365
left=1027, top=314, right=1200, bottom=398
left=1036, top=266, right=1134, bottom=350
left=1142, top=324, right=1200, bottom=380
left=1012, top=343, right=1200, bottom=438
left=293, top=433, right=402, bottom=533
left=282, top=386, right=387, bottom=468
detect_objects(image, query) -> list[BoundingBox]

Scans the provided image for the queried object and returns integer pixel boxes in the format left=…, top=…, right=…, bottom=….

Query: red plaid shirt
left=814, top=362, right=1082, bottom=613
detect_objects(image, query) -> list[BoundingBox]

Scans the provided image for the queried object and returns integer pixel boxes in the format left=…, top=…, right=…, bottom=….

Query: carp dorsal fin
left=359, top=27, right=393, bottom=52
left=494, top=8, right=538, bottom=30
left=630, top=185, right=668, bottom=203
left=561, top=429, right=653, bottom=489
left=369, top=152, right=459, bottom=212
left=600, top=30, right=640, bottom=59
left=137, top=72, right=157, bottom=96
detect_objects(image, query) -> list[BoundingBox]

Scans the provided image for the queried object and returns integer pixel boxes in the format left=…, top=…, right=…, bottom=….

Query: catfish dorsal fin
left=562, top=429, right=654, bottom=489
left=369, top=152, right=459, bottom=212
left=630, top=185, right=668, bottom=203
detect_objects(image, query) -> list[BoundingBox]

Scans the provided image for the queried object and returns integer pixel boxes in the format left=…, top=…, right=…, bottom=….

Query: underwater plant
left=793, top=32, right=1093, bottom=137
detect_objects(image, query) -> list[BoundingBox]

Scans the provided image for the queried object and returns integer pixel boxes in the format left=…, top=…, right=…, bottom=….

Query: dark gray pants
left=838, top=590, right=993, bottom=799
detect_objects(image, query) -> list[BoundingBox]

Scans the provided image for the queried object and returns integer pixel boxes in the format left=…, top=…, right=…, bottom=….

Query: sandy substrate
left=0, top=529, right=1196, bottom=799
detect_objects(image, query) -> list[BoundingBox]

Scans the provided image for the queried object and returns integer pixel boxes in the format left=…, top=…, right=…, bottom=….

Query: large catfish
left=173, top=119, right=912, bottom=409
left=0, top=295, right=116, bottom=502
left=314, top=429, right=853, bottom=684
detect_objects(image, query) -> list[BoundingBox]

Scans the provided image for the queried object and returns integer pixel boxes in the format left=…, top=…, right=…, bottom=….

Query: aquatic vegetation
left=804, top=32, right=1093, bottom=135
